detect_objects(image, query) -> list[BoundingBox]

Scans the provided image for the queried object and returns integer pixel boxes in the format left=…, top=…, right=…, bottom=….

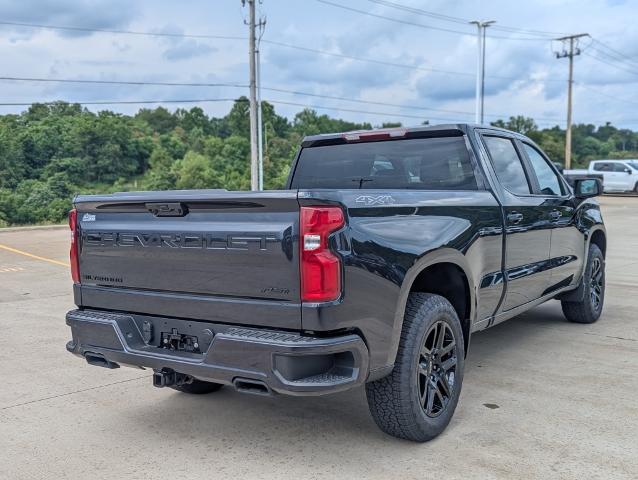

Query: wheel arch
left=589, top=227, right=607, bottom=258
left=558, top=225, right=606, bottom=303
left=385, top=248, right=476, bottom=369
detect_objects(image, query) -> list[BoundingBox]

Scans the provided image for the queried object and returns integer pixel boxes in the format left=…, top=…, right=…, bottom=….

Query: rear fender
left=384, top=248, right=476, bottom=369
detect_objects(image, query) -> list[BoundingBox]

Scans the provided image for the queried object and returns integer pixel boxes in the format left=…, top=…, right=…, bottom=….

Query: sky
left=0, top=0, right=637, bottom=129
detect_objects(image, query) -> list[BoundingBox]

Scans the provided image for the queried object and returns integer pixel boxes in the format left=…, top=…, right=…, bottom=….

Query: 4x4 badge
left=355, top=195, right=396, bottom=206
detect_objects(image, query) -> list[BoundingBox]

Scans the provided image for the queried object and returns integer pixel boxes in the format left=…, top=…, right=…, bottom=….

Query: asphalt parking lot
left=1, top=196, right=636, bottom=480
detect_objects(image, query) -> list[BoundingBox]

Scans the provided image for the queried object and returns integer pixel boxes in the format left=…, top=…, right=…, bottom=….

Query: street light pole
left=470, top=20, right=495, bottom=125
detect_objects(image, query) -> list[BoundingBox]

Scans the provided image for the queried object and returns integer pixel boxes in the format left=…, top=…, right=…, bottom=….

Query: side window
left=595, top=163, right=611, bottom=172
left=483, top=136, right=531, bottom=195
left=522, top=143, right=563, bottom=196
left=613, top=163, right=629, bottom=172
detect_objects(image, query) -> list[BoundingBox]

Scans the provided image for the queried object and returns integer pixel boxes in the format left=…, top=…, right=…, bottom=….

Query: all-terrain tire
left=365, top=293, right=465, bottom=442
left=171, top=379, right=224, bottom=394
left=561, top=243, right=605, bottom=324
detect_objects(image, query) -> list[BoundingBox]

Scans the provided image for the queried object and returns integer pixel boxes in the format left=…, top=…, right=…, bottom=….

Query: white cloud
left=0, top=0, right=637, bottom=128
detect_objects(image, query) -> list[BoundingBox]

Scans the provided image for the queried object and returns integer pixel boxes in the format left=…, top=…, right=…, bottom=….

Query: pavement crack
left=0, top=375, right=148, bottom=411
left=583, top=332, right=637, bottom=342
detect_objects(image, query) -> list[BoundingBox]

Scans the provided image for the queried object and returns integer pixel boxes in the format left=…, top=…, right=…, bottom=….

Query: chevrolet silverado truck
left=66, top=124, right=607, bottom=442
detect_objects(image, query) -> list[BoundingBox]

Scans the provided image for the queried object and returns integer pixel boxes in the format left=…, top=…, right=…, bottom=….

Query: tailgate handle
left=146, top=202, right=188, bottom=217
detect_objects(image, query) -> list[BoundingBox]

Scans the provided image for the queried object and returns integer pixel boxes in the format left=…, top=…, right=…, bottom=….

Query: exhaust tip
left=84, top=352, right=119, bottom=369
left=233, top=378, right=272, bottom=396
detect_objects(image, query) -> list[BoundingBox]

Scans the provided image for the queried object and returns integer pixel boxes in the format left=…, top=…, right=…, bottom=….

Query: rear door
left=592, top=162, right=619, bottom=191
left=519, top=141, right=582, bottom=293
left=480, top=133, right=552, bottom=312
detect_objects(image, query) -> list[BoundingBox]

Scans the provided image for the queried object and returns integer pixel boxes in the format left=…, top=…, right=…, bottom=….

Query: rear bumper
left=66, top=309, right=369, bottom=396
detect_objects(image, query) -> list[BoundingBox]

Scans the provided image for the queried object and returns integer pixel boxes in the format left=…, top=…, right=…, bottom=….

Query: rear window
left=290, top=137, right=478, bottom=190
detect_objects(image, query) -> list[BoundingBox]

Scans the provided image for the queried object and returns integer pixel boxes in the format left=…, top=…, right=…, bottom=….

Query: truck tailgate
left=74, top=190, right=301, bottom=329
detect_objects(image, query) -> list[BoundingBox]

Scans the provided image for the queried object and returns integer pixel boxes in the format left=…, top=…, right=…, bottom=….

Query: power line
left=0, top=20, right=484, bottom=79
left=265, top=87, right=473, bottom=116
left=590, top=39, right=638, bottom=67
left=0, top=74, right=564, bottom=121
left=262, top=38, right=472, bottom=78
left=0, top=98, right=243, bottom=106
left=263, top=38, right=563, bottom=82
left=0, top=97, right=456, bottom=122
left=270, top=100, right=560, bottom=125
left=366, top=0, right=566, bottom=37
left=268, top=99, right=451, bottom=122
left=0, top=98, right=567, bottom=126
left=366, top=0, right=471, bottom=26
left=316, top=0, right=549, bottom=41
left=0, top=76, right=247, bottom=88
left=586, top=44, right=638, bottom=75
left=577, top=84, right=638, bottom=107
left=0, top=20, right=245, bottom=41
left=588, top=45, right=638, bottom=72
left=269, top=87, right=562, bottom=121
left=583, top=51, right=638, bottom=76
left=0, top=18, right=566, bottom=82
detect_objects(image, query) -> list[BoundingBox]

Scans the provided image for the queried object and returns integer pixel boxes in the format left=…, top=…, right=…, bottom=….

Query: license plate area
left=160, top=328, right=200, bottom=353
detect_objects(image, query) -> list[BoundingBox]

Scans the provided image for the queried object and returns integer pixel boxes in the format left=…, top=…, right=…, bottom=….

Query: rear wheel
left=171, top=379, right=224, bottom=394
left=366, top=293, right=465, bottom=442
left=561, top=243, right=605, bottom=324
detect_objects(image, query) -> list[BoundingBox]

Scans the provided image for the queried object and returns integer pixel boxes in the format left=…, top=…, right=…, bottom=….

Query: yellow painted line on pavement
left=0, top=243, right=69, bottom=267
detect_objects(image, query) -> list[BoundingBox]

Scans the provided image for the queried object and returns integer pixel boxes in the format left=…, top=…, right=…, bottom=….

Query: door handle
left=507, top=212, right=523, bottom=224
left=549, top=210, right=562, bottom=221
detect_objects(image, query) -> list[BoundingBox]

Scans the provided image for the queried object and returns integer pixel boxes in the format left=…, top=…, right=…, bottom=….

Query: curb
left=0, top=224, right=67, bottom=233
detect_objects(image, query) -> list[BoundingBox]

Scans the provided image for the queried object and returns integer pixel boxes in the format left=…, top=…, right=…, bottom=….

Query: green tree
left=135, top=107, right=178, bottom=134
left=491, top=116, right=538, bottom=136
left=173, top=151, right=218, bottom=189
left=225, top=97, right=251, bottom=138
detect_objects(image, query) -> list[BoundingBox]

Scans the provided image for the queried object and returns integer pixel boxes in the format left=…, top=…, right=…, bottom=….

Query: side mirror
left=574, top=178, right=602, bottom=198
left=625, top=168, right=632, bottom=174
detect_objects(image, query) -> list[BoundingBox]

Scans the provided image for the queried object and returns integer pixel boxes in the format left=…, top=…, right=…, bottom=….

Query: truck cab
left=589, top=159, right=638, bottom=193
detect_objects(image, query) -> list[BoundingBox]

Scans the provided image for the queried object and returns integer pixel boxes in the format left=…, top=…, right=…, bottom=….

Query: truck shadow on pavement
left=120, top=301, right=577, bottom=446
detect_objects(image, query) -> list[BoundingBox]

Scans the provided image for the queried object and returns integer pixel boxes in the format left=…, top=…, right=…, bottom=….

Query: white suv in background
left=589, top=160, right=638, bottom=193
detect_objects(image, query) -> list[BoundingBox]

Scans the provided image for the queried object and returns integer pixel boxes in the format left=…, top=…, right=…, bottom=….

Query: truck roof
left=590, top=159, right=638, bottom=163
left=300, top=123, right=522, bottom=147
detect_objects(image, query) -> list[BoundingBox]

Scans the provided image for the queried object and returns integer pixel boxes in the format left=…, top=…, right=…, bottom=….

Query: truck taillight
left=69, top=208, right=80, bottom=283
left=300, top=206, right=345, bottom=303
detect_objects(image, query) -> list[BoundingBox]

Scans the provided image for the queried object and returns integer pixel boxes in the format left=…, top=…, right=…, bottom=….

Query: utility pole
left=256, top=48, right=264, bottom=191
left=245, top=0, right=259, bottom=191
left=555, top=33, right=588, bottom=169
left=470, top=20, right=495, bottom=124
left=256, top=17, right=266, bottom=191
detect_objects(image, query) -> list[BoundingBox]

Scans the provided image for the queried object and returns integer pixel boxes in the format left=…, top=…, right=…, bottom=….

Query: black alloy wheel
left=589, top=256, right=603, bottom=312
left=366, top=293, right=465, bottom=442
left=418, top=321, right=458, bottom=417
left=561, top=243, right=605, bottom=324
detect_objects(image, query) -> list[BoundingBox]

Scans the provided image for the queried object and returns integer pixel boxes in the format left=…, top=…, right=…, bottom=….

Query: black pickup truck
left=66, top=124, right=606, bottom=441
